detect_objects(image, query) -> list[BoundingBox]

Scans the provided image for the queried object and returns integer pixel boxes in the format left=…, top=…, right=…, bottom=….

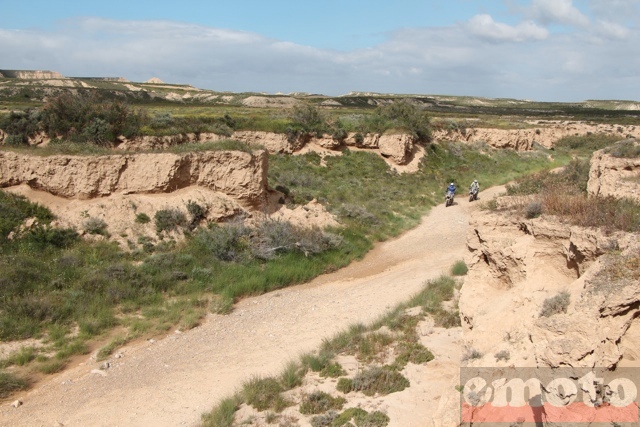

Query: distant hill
left=0, top=69, right=65, bottom=79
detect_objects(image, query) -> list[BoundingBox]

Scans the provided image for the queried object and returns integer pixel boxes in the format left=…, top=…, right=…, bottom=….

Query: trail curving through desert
left=0, top=187, right=501, bottom=427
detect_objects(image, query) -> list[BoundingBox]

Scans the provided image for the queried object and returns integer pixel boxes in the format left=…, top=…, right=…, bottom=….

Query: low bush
left=605, top=140, right=640, bottom=158
left=540, top=291, right=570, bottom=317
left=83, top=217, right=108, bottom=236
left=299, top=391, right=346, bottom=415
left=525, top=201, right=543, bottom=219
left=392, top=342, right=434, bottom=370
left=350, top=366, right=410, bottom=396
left=242, top=376, right=291, bottom=412
left=450, top=260, right=468, bottom=276
left=135, top=212, right=151, bottom=224
left=154, top=208, right=187, bottom=233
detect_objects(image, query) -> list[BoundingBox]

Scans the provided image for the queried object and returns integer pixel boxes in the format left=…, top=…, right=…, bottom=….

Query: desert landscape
left=0, top=71, right=639, bottom=427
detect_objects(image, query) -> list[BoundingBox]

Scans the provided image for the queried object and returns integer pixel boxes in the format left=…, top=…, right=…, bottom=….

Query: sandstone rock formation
left=460, top=207, right=639, bottom=369
left=433, top=121, right=640, bottom=150
left=0, top=69, right=65, bottom=79
left=0, top=150, right=269, bottom=208
left=587, top=141, right=640, bottom=202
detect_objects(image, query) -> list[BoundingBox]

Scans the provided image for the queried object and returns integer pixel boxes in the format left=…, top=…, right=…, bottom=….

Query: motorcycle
left=469, top=188, right=478, bottom=202
left=445, top=190, right=455, bottom=207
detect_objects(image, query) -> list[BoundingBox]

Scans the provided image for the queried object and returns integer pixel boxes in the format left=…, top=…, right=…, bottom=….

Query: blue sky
left=1, top=0, right=639, bottom=101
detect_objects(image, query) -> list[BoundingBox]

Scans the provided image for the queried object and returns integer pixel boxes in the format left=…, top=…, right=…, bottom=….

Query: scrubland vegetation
left=201, top=273, right=460, bottom=427
left=504, top=136, right=640, bottom=233
left=0, top=90, right=637, bottom=406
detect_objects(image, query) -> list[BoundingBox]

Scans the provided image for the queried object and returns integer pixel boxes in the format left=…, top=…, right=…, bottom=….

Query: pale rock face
left=587, top=144, right=640, bottom=203
left=461, top=208, right=639, bottom=369
left=378, top=134, right=415, bottom=165
left=0, top=150, right=269, bottom=208
left=433, top=121, right=640, bottom=150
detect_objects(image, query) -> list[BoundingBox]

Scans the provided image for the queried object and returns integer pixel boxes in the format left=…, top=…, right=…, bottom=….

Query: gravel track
left=0, top=188, right=499, bottom=427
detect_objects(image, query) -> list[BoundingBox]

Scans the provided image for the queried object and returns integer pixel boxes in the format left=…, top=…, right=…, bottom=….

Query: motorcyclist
left=470, top=179, right=479, bottom=194
left=447, top=182, right=456, bottom=196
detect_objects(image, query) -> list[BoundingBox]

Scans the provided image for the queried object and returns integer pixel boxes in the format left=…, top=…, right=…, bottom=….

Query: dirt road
left=0, top=189, right=496, bottom=427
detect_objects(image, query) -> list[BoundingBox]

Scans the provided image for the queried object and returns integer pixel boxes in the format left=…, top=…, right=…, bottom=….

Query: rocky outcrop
left=114, top=131, right=417, bottom=165
left=434, top=121, right=640, bottom=150
left=0, top=150, right=269, bottom=208
left=460, top=209, right=639, bottom=368
left=587, top=142, right=640, bottom=202
left=0, top=69, right=66, bottom=79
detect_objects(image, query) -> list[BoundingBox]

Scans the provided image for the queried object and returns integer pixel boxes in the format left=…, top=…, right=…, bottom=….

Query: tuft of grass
left=242, top=376, right=291, bottom=412
left=392, top=342, right=434, bottom=370
left=0, top=371, right=29, bottom=398
left=2, top=346, right=37, bottom=367
left=201, top=395, right=241, bottom=427
left=280, top=361, right=306, bottom=390
left=97, top=335, right=128, bottom=361
left=540, top=291, right=570, bottom=317
left=36, top=358, right=67, bottom=374
left=450, top=260, right=468, bottom=276
left=320, top=362, right=346, bottom=378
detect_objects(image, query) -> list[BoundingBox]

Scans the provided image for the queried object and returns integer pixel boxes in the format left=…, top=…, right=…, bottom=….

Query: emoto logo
left=460, top=368, right=640, bottom=424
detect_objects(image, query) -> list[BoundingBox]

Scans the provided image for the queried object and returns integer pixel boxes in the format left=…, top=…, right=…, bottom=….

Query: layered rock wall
left=587, top=144, right=640, bottom=202
left=461, top=209, right=639, bottom=368
left=433, top=121, right=640, bottom=150
left=0, top=150, right=269, bottom=208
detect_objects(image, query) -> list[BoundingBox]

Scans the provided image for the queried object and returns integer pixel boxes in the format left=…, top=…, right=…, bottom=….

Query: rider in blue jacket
left=447, top=182, right=456, bottom=195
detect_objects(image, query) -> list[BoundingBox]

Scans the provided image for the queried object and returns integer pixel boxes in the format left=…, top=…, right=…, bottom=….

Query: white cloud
left=0, top=16, right=639, bottom=101
left=528, top=0, right=590, bottom=26
left=467, top=14, right=548, bottom=42
left=594, top=20, right=631, bottom=39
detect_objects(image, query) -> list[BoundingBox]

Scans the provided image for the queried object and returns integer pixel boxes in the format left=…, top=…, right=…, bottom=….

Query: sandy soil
left=0, top=187, right=501, bottom=427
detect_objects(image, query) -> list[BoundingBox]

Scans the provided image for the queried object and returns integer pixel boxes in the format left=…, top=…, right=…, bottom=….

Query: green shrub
left=154, top=208, right=187, bottom=233
left=605, top=140, right=640, bottom=158
left=299, top=391, right=346, bottom=415
left=540, top=291, right=570, bottom=317
left=186, top=200, right=207, bottom=229
left=392, top=342, right=434, bottom=370
left=135, top=212, right=151, bottom=224
left=242, top=377, right=286, bottom=412
left=525, top=201, right=543, bottom=219
left=83, top=217, right=108, bottom=236
left=350, top=366, right=409, bottom=396
left=450, top=260, right=468, bottom=276
left=320, top=362, right=346, bottom=378
left=336, top=378, right=354, bottom=394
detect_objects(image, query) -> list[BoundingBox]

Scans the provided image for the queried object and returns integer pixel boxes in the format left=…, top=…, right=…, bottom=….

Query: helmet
left=450, top=182, right=454, bottom=185
left=473, top=180, right=478, bottom=183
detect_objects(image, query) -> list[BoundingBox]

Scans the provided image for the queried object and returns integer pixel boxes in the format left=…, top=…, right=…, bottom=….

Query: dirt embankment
left=433, top=121, right=640, bottom=150
left=461, top=207, right=639, bottom=369
left=587, top=142, right=640, bottom=203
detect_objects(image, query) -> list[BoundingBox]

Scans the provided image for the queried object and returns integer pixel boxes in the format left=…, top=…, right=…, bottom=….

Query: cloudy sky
left=1, top=0, right=639, bottom=101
